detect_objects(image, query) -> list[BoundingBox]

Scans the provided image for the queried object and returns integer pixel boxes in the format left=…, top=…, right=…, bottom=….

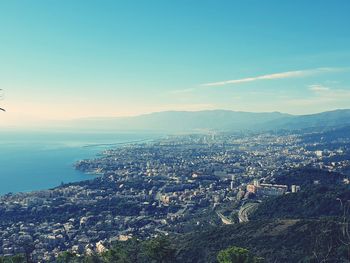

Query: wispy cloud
left=202, top=67, right=343, bottom=87
left=286, top=85, right=350, bottom=107
left=169, top=88, right=195, bottom=95
left=308, top=84, right=330, bottom=92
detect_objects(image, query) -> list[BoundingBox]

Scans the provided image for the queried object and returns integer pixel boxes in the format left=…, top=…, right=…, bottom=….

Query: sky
left=0, top=0, right=350, bottom=127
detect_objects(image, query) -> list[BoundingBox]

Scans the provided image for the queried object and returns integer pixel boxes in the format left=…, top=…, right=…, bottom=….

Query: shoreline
left=0, top=133, right=163, bottom=196
left=81, top=137, right=160, bottom=148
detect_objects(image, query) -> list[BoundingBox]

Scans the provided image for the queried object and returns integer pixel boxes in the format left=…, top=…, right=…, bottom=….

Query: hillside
left=265, top=109, right=350, bottom=131
left=173, top=219, right=345, bottom=263
left=251, top=185, right=350, bottom=221
left=69, top=110, right=289, bottom=132
left=63, top=109, right=350, bottom=133
left=2, top=179, right=350, bottom=262
left=272, top=168, right=345, bottom=187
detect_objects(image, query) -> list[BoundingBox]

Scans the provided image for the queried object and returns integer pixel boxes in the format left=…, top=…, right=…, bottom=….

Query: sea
left=0, top=131, right=160, bottom=195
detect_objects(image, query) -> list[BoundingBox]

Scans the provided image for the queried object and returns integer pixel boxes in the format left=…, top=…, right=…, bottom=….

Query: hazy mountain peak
left=59, top=109, right=350, bottom=133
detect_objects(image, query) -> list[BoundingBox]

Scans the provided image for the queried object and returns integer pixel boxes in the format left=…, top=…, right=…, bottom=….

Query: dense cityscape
left=1, top=1, right=350, bottom=261
left=0, top=128, right=349, bottom=261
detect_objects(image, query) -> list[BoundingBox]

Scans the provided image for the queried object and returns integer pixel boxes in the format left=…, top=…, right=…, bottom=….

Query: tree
left=56, top=251, right=77, bottom=263
left=83, top=253, right=102, bottom=263
left=17, top=235, right=34, bottom=263
left=0, top=254, right=26, bottom=263
left=217, top=246, right=263, bottom=263
left=142, top=236, right=176, bottom=263
left=101, top=247, right=129, bottom=263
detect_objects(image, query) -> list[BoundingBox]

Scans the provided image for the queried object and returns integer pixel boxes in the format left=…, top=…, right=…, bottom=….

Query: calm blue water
left=0, top=131, right=158, bottom=195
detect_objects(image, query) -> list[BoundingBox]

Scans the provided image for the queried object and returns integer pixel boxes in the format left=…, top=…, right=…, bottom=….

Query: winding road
left=238, top=203, right=259, bottom=223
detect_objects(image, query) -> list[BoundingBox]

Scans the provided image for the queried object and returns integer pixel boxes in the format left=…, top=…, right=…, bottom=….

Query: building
left=246, top=182, right=287, bottom=196
left=291, top=185, right=301, bottom=193
left=230, top=181, right=235, bottom=191
left=315, top=150, right=323, bottom=158
left=257, top=183, right=288, bottom=196
left=246, top=184, right=257, bottom=194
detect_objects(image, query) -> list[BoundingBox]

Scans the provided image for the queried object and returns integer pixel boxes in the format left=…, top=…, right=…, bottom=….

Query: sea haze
left=0, top=131, right=158, bottom=195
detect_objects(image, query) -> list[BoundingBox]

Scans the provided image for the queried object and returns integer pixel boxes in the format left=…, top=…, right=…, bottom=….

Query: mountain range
left=64, top=109, right=350, bottom=133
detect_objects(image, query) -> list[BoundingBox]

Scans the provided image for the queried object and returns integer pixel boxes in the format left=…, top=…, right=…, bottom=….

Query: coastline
left=0, top=132, right=162, bottom=195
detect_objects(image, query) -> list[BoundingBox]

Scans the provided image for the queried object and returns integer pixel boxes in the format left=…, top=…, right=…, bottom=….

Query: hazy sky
left=1, top=0, right=350, bottom=126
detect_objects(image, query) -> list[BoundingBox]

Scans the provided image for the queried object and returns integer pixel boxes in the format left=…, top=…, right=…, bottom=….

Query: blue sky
left=0, top=0, right=350, bottom=125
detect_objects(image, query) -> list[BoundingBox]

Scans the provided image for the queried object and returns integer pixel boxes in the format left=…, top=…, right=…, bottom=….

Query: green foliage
left=274, top=168, right=344, bottom=187
left=251, top=185, right=350, bottom=220
left=82, top=254, right=101, bottom=263
left=173, top=218, right=350, bottom=263
left=217, top=246, right=263, bottom=263
left=142, top=236, right=176, bottom=263
left=0, top=254, right=26, bottom=263
left=56, top=251, right=78, bottom=263
left=101, top=247, right=129, bottom=263
left=5, top=218, right=350, bottom=263
left=54, top=236, right=176, bottom=263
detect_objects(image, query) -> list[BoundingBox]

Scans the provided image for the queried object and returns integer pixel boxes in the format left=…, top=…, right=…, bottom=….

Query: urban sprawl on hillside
left=0, top=130, right=349, bottom=261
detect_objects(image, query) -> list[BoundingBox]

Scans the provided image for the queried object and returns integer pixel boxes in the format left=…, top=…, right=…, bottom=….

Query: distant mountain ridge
left=263, top=109, right=350, bottom=130
left=66, top=109, right=350, bottom=133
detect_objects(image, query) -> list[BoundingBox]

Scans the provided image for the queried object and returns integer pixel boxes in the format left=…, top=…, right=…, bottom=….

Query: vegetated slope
left=250, top=185, right=350, bottom=220
left=173, top=219, right=346, bottom=263
left=38, top=219, right=348, bottom=263
left=253, top=168, right=349, bottom=221
left=173, top=184, right=350, bottom=262
left=272, top=168, right=345, bottom=187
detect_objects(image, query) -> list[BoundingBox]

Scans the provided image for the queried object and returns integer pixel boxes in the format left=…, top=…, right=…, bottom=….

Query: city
left=1, top=128, right=349, bottom=261
left=1, top=1, right=350, bottom=262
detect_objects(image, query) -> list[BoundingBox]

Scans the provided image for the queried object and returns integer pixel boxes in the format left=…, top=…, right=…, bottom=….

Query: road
left=238, top=203, right=259, bottom=223
left=216, top=211, right=233, bottom=225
